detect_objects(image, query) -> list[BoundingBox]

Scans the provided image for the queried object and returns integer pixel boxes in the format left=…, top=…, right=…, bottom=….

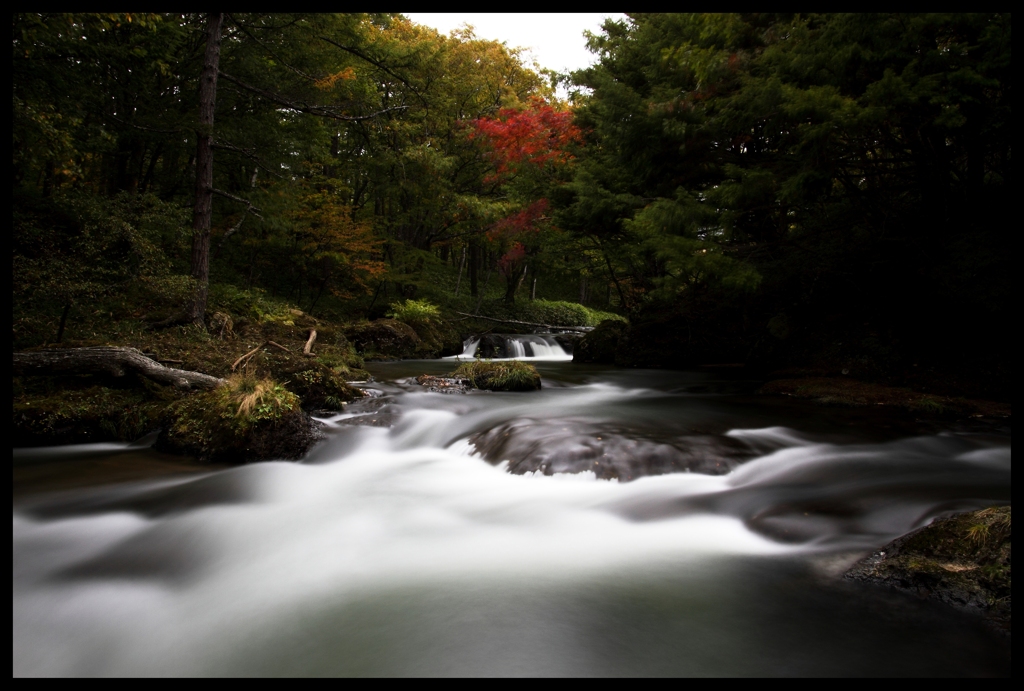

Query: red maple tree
left=467, top=97, right=582, bottom=180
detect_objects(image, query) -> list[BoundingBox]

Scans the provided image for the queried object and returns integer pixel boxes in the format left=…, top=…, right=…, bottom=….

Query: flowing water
left=13, top=351, right=1011, bottom=676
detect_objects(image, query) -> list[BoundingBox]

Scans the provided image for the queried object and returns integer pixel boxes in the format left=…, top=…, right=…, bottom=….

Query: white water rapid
left=13, top=364, right=1011, bottom=676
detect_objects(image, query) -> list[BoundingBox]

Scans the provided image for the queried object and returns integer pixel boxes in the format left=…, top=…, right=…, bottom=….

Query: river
left=13, top=355, right=1011, bottom=676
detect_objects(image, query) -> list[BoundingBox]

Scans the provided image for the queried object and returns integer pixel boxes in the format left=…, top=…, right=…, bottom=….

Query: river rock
left=553, top=333, right=582, bottom=354
left=415, top=375, right=473, bottom=394
left=574, top=319, right=629, bottom=364
left=346, top=319, right=421, bottom=360
left=844, top=506, right=1011, bottom=633
left=476, top=333, right=508, bottom=359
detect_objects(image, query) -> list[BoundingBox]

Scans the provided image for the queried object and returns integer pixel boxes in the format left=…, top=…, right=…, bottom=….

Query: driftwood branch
left=304, top=329, right=317, bottom=355
left=451, top=311, right=592, bottom=332
left=230, top=340, right=292, bottom=371
left=13, top=347, right=223, bottom=390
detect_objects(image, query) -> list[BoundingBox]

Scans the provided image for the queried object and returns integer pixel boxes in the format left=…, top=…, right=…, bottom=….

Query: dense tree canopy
left=12, top=12, right=1011, bottom=395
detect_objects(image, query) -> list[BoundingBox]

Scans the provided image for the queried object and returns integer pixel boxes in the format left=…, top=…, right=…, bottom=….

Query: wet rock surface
left=415, top=375, right=473, bottom=394
left=469, top=418, right=755, bottom=481
left=346, top=319, right=421, bottom=360
left=845, top=506, right=1011, bottom=633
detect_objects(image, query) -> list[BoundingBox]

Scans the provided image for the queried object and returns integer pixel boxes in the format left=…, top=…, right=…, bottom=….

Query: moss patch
left=13, top=381, right=168, bottom=446
left=345, top=318, right=421, bottom=360
left=760, top=377, right=1010, bottom=418
left=280, top=361, right=364, bottom=411
left=447, top=360, right=541, bottom=392
left=156, top=374, right=322, bottom=463
left=846, top=507, right=1011, bottom=632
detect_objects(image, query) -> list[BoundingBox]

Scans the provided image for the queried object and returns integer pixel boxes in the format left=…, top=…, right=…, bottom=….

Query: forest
left=14, top=13, right=1011, bottom=396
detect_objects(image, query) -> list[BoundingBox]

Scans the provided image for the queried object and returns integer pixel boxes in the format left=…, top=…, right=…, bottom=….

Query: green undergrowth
left=13, top=378, right=170, bottom=446
left=472, top=299, right=626, bottom=330
left=448, top=360, right=541, bottom=392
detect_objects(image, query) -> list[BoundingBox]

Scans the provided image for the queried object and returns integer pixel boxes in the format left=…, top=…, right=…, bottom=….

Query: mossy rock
left=407, top=319, right=463, bottom=358
left=346, top=319, right=421, bottom=360
left=447, top=360, right=541, bottom=392
left=13, top=383, right=166, bottom=446
left=156, top=375, right=322, bottom=463
left=278, top=361, right=365, bottom=411
left=574, top=319, right=630, bottom=364
left=846, top=507, right=1011, bottom=632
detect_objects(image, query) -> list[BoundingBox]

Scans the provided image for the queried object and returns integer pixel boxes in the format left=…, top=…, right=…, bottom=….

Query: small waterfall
left=445, top=334, right=573, bottom=361
left=454, top=337, right=480, bottom=359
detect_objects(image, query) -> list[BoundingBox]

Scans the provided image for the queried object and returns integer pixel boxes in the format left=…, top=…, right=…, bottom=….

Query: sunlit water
left=13, top=362, right=1011, bottom=676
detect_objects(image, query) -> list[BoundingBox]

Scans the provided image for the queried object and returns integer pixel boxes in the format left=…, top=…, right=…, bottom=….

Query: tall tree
left=186, top=12, right=224, bottom=325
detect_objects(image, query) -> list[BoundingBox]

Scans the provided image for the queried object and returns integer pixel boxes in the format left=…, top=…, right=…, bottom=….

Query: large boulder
left=278, top=361, right=364, bottom=411
left=407, top=319, right=464, bottom=358
left=573, top=319, right=629, bottom=364
left=845, top=507, right=1011, bottom=633
left=157, top=375, right=323, bottom=463
left=476, top=333, right=509, bottom=359
left=346, top=319, right=421, bottom=360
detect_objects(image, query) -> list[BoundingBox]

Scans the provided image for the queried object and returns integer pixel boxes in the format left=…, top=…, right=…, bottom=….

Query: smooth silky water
left=13, top=351, right=1011, bottom=676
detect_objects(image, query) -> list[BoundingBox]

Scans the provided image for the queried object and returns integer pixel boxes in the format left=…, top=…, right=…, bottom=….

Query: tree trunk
left=186, top=12, right=224, bottom=327
left=454, top=245, right=467, bottom=296
left=469, top=240, right=479, bottom=297
left=14, top=347, right=224, bottom=390
left=55, top=302, right=72, bottom=344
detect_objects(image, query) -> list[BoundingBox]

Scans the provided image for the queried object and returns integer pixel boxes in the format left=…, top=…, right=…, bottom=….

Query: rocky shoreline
left=845, top=507, right=1011, bottom=634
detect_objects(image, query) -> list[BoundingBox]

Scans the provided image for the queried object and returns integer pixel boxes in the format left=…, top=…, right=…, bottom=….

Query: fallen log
left=13, top=346, right=224, bottom=390
left=450, top=311, right=593, bottom=332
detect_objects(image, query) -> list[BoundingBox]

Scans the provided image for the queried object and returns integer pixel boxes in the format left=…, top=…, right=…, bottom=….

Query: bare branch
left=218, top=70, right=410, bottom=121
left=211, top=188, right=263, bottom=218
left=211, top=139, right=285, bottom=179
left=451, top=311, right=592, bottom=332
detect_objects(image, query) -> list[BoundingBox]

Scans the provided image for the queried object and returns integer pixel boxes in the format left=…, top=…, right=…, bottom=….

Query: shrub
left=449, top=360, right=541, bottom=391
left=387, top=298, right=441, bottom=325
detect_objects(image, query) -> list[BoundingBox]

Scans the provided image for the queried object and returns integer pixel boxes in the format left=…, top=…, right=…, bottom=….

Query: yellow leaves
left=314, top=67, right=357, bottom=91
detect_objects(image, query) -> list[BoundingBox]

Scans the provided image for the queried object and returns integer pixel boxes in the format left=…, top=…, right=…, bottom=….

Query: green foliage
left=449, top=360, right=542, bottom=392
left=207, top=284, right=295, bottom=323
left=474, top=299, right=625, bottom=329
left=387, top=299, right=441, bottom=325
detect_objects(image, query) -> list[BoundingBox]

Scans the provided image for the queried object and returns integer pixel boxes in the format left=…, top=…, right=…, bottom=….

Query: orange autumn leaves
left=291, top=189, right=386, bottom=299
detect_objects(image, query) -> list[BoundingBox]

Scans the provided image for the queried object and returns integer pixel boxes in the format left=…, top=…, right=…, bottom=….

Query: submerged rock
left=845, top=507, right=1011, bottom=632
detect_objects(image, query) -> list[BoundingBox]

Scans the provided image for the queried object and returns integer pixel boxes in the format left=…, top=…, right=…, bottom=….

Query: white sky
left=403, top=13, right=627, bottom=75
